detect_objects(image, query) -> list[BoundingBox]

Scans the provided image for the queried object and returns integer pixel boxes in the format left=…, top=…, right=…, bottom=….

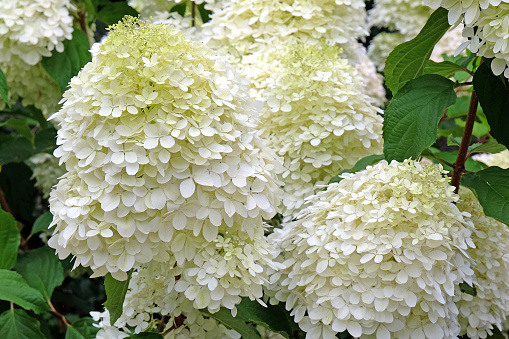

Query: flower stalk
left=451, top=89, right=479, bottom=193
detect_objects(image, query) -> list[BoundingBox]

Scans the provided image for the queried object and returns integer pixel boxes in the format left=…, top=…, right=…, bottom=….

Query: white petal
left=180, top=179, right=196, bottom=198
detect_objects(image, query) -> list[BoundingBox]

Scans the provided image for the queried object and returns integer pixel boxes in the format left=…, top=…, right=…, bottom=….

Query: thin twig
left=49, top=300, right=70, bottom=333
left=451, top=90, right=479, bottom=194
left=78, top=12, right=88, bottom=35
left=162, top=315, right=185, bottom=336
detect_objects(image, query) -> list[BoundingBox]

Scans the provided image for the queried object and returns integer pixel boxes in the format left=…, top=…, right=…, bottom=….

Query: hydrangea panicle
left=267, top=160, right=476, bottom=338
left=48, top=17, right=281, bottom=293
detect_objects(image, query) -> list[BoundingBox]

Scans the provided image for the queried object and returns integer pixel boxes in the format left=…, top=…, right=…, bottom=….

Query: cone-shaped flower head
left=203, top=0, right=368, bottom=59
left=251, top=43, right=383, bottom=219
left=456, top=188, right=509, bottom=338
left=267, top=160, right=476, bottom=339
left=48, top=18, right=281, bottom=280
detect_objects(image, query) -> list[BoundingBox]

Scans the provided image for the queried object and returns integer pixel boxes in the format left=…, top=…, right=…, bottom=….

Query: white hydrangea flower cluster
left=203, top=0, right=368, bottom=60
left=150, top=11, right=199, bottom=41
left=473, top=150, right=509, bottom=169
left=92, top=262, right=242, bottom=338
left=425, top=0, right=509, bottom=79
left=48, top=18, right=282, bottom=288
left=354, top=44, right=387, bottom=107
left=248, top=43, right=383, bottom=219
left=27, top=153, right=66, bottom=199
left=267, top=160, right=477, bottom=339
left=0, top=0, right=74, bottom=65
left=0, top=0, right=74, bottom=111
left=456, top=188, right=509, bottom=339
left=369, top=0, right=433, bottom=36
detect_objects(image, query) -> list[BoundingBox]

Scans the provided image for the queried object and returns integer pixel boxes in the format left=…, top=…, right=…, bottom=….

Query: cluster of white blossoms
left=247, top=43, right=383, bottom=219
left=92, top=262, right=243, bottom=337
left=354, top=44, right=387, bottom=107
left=455, top=188, right=509, bottom=338
left=369, top=0, right=433, bottom=37
left=267, top=160, right=477, bottom=339
left=425, top=0, right=509, bottom=79
left=203, top=0, right=368, bottom=60
left=367, top=0, right=465, bottom=71
left=473, top=150, right=509, bottom=169
left=27, top=153, right=66, bottom=199
left=48, top=17, right=281, bottom=294
left=0, top=0, right=74, bottom=111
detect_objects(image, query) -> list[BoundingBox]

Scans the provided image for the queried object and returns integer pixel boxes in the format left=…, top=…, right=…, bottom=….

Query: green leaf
left=34, top=127, right=57, bottom=154
left=15, top=246, right=64, bottom=301
left=0, top=68, right=11, bottom=108
left=0, top=118, right=35, bottom=144
left=459, top=282, right=477, bottom=296
left=385, top=8, right=450, bottom=94
left=0, top=207, right=20, bottom=270
left=234, top=298, right=300, bottom=339
left=31, top=212, right=53, bottom=236
left=446, top=95, right=473, bottom=118
left=96, top=3, right=139, bottom=26
left=424, top=60, right=468, bottom=78
left=198, top=3, right=212, bottom=23
left=201, top=307, right=261, bottom=339
left=0, top=162, right=35, bottom=222
left=0, top=136, right=35, bottom=165
left=473, top=61, right=509, bottom=149
left=171, top=2, right=187, bottom=16
left=42, top=30, right=91, bottom=93
left=469, top=139, right=506, bottom=155
left=64, top=317, right=99, bottom=339
left=383, top=74, right=457, bottom=162
left=104, top=270, right=133, bottom=325
left=329, top=154, right=385, bottom=184
left=0, top=269, right=49, bottom=314
left=0, top=309, right=45, bottom=339
left=462, top=167, right=509, bottom=225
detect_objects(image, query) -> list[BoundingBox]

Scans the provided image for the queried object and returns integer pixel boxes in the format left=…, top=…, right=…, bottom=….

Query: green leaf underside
left=0, top=309, right=45, bottom=339
left=0, top=270, right=48, bottom=314
left=385, top=7, right=450, bottom=94
left=462, top=167, right=509, bottom=226
left=104, top=270, right=133, bottom=325
left=201, top=307, right=261, bottom=339
left=329, top=154, right=385, bottom=184
left=469, top=139, right=506, bottom=155
left=42, top=30, right=91, bottom=93
left=424, top=60, right=468, bottom=79
left=473, top=61, right=509, bottom=149
left=0, top=207, right=20, bottom=270
left=15, top=246, right=64, bottom=301
left=0, top=68, right=11, bottom=108
left=383, top=74, right=457, bottom=162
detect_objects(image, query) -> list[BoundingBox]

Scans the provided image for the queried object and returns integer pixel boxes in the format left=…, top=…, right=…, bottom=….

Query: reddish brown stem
left=78, top=12, right=87, bottom=35
left=49, top=300, right=69, bottom=333
left=451, top=90, right=479, bottom=194
left=162, top=315, right=185, bottom=336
